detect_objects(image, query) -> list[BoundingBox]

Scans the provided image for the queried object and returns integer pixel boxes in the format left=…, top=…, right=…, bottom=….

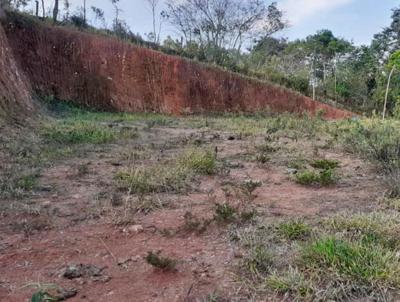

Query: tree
left=145, top=0, right=160, bottom=43
left=41, top=0, right=44, bottom=18
left=63, top=0, right=69, bottom=20
left=166, top=0, right=286, bottom=64
left=110, top=0, right=122, bottom=29
left=383, top=50, right=400, bottom=119
left=83, top=0, right=86, bottom=24
left=91, top=6, right=105, bottom=27
left=52, top=0, right=58, bottom=22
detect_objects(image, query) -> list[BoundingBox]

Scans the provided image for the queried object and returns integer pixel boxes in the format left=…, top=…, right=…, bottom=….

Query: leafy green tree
left=383, top=50, right=400, bottom=119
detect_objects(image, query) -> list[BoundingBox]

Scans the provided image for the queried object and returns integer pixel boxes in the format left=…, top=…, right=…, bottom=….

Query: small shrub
left=255, top=153, right=270, bottom=164
left=182, top=211, right=211, bottom=234
left=240, top=179, right=262, bottom=197
left=278, top=220, right=310, bottom=241
left=318, top=168, right=336, bottom=185
left=295, top=170, right=319, bottom=185
left=256, top=142, right=278, bottom=153
left=16, top=174, right=39, bottom=191
left=311, top=159, right=339, bottom=170
left=214, top=203, right=236, bottom=222
left=287, top=158, right=307, bottom=170
left=255, top=142, right=277, bottom=163
left=30, top=290, right=56, bottom=302
left=178, top=149, right=216, bottom=175
left=295, top=169, right=336, bottom=186
left=145, top=251, right=177, bottom=271
left=244, top=245, right=274, bottom=276
left=240, top=210, right=257, bottom=223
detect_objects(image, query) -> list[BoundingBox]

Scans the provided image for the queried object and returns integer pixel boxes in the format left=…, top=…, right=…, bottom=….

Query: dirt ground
left=0, top=117, right=383, bottom=302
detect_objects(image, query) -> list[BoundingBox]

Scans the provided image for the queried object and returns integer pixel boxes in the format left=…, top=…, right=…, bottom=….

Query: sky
left=30, top=0, right=399, bottom=46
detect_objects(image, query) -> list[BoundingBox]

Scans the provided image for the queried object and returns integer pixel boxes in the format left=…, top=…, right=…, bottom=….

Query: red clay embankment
left=0, top=13, right=33, bottom=124
left=2, top=16, right=353, bottom=119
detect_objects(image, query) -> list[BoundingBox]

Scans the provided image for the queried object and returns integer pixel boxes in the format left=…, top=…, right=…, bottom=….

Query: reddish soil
left=2, top=15, right=352, bottom=120
left=0, top=21, right=32, bottom=124
left=0, top=123, right=383, bottom=302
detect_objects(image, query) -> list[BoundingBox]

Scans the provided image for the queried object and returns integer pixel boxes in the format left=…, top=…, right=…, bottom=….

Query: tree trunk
left=83, top=0, right=86, bottom=24
left=383, top=66, right=395, bottom=120
left=52, top=0, right=59, bottom=22
left=152, top=5, right=156, bottom=43
left=41, top=0, right=45, bottom=19
left=35, top=0, right=39, bottom=17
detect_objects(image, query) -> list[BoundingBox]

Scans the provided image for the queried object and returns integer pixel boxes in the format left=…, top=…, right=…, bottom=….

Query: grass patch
left=336, top=119, right=400, bottom=197
left=145, top=251, right=177, bottom=271
left=295, top=168, right=336, bottom=186
left=266, top=269, right=313, bottom=299
left=244, top=245, right=275, bottom=277
left=311, top=159, right=339, bottom=170
left=181, top=211, right=212, bottom=234
left=214, top=203, right=237, bottom=223
left=178, top=149, right=216, bottom=175
left=41, top=121, right=117, bottom=144
left=277, top=220, right=311, bottom=241
left=116, top=148, right=216, bottom=194
left=302, top=237, right=400, bottom=288
left=115, top=165, right=189, bottom=194
left=327, top=212, right=400, bottom=249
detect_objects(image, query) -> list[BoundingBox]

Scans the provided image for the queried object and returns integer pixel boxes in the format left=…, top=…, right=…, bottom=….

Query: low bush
left=311, top=159, right=339, bottom=170
left=295, top=169, right=336, bottom=186
left=145, top=251, right=177, bottom=271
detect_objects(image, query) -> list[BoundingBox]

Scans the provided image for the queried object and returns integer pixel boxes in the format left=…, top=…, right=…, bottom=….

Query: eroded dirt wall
left=3, top=18, right=353, bottom=119
left=0, top=18, right=32, bottom=124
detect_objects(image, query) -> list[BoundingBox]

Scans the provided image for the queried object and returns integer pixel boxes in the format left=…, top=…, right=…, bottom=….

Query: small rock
left=93, top=275, right=112, bottom=283
left=56, top=288, right=78, bottom=300
left=233, top=251, right=244, bottom=258
left=39, top=185, right=52, bottom=192
left=62, top=264, right=104, bottom=279
left=123, top=225, right=144, bottom=234
left=287, top=168, right=298, bottom=175
left=42, top=201, right=52, bottom=207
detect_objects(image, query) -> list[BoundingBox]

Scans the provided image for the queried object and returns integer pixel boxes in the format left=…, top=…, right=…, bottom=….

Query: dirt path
left=0, top=123, right=383, bottom=301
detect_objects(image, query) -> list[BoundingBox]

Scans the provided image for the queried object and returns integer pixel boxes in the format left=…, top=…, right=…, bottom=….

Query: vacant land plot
left=1, top=101, right=400, bottom=301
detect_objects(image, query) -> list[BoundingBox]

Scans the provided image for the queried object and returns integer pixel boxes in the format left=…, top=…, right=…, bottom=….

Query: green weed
left=295, top=169, right=336, bottom=186
left=244, top=245, right=274, bottom=277
left=277, top=220, right=311, bottom=241
left=302, top=237, right=400, bottom=288
left=145, top=251, right=177, bottom=271
left=214, top=203, right=237, bottom=222
left=41, top=121, right=116, bottom=144
left=311, top=159, right=339, bottom=170
left=115, top=165, right=189, bottom=194
left=178, top=149, right=216, bottom=175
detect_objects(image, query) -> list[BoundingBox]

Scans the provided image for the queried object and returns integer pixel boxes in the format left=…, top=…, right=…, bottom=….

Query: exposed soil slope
left=0, top=17, right=32, bottom=124
left=3, top=15, right=352, bottom=119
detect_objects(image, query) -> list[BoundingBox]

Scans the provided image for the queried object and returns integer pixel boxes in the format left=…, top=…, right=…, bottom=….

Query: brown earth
left=0, top=16, right=33, bottom=125
left=0, top=118, right=383, bottom=302
left=2, top=14, right=352, bottom=120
